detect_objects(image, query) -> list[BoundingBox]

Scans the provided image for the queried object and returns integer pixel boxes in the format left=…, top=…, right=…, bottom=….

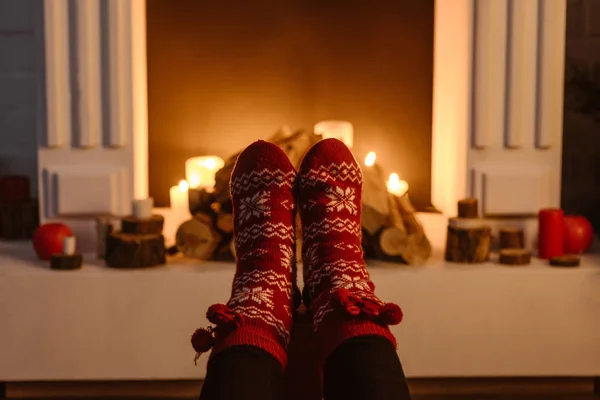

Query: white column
left=432, top=0, right=567, bottom=218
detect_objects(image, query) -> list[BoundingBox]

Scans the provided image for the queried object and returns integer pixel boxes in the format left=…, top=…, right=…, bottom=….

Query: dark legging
left=199, top=335, right=412, bottom=400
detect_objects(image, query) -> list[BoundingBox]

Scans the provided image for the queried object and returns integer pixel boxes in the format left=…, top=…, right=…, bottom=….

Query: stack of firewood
left=176, top=127, right=432, bottom=265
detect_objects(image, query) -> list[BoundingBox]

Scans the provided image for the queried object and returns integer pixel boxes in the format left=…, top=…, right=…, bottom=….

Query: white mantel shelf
left=1, top=240, right=599, bottom=381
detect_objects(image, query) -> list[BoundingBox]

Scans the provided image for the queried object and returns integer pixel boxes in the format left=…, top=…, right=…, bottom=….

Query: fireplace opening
left=146, top=0, right=435, bottom=210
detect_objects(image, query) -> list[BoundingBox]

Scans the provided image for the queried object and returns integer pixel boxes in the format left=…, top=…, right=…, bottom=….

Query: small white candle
left=387, top=173, right=409, bottom=197
left=170, top=180, right=190, bottom=220
left=132, top=197, right=154, bottom=219
left=314, top=120, right=354, bottom=149
left=63, top=236, right=76, bottom=255
left=185, top=156, right=225, bottom=189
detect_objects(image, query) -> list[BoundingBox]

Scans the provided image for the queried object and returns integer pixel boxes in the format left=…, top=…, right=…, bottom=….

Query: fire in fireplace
left=146, top=0, right=435, bottom=210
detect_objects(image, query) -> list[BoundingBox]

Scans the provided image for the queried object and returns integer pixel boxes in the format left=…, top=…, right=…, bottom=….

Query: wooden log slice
left=50, top=253, right=83, bottom=270
left=498, top=249, right=531, bottom=265
left=445, top=226, right=491, bottom=263
left=176, top=213, right=221, bottom=260
left=361, top=204, right=388, bottom=236
left=379, top=227, right=409, bottom=257
left=402, top=233, right=432, bottom=265
left=457, top=197, right=478, bottom=218
left=105, top=232, right=166, bottom=268
left=499, top=227, right=525, bottom=249
left=121, top=215, right=164, bottom=235
left=549, top=255, right=580, bottom=267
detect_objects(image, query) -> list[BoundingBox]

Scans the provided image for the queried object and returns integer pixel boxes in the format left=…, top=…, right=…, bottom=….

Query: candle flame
left=365, top=151, right=376, bottom=167
left=178, top=180, right=189, bottom=192
left=387, top=173, right=409, bottom=197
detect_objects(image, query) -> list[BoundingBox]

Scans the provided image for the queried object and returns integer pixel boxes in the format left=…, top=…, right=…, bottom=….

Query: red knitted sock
left=298, top=138, right=403, bottom=363
left=191, top=140, right=299, bottom=370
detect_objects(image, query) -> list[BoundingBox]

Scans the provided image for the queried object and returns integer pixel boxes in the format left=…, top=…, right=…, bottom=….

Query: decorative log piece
left=498, top=249, right=531, bottom=265
left=499, top=227, right=525, bottom=249
left=549, top=255, right=580, bottom=267
left=50, top=253, right=83, bottom=270
left=105, top=232, right=166, bottom=268
left=457, top=197, right=479, bottom=218
left=445, top=226, right=491, bottom=263
left=0, top=199, right=38, bottom=240
left=121, top=215, right=164, bottom=235
left=175, top=213, right=221, bottom=260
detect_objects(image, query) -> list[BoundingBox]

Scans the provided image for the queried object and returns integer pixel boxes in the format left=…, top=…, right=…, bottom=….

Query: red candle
left=0, top=175, right=31, bottom=203
left=538, top=208, right=564, bottom=259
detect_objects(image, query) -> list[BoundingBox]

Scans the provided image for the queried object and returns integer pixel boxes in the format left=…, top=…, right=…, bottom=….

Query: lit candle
left=185, top=156, right=225, bottom=190
left=314, top=120, right=354, bottom=149
left=132, top=197, right=154, bottom=219
left=170, top=180, right=190, bottom=221
left=387, top=173, right=409, bottom=198
left=63, top=236, right=76, bottom=256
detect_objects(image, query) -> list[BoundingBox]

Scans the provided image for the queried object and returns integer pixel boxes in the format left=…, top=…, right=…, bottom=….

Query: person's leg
left=192, top=141, right=300, bottom=399
left=298, top=138, right=411, bottom=399
left=200, top=346, right=283, bottom=400
left=323, top=335, right=411, bottom=400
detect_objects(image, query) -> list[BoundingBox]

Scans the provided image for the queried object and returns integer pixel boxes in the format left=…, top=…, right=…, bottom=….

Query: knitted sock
left=297, top=138, right=403, bottom=363
left=191, top=140, right=300, bottom=370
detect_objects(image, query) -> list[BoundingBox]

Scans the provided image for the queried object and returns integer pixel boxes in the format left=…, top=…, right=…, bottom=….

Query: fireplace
left=38, top=0, right=568, bottom=253
left=145, top=1, right=434, bottom=210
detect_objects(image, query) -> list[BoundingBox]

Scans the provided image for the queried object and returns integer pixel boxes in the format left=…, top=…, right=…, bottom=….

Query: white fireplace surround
left=39, top=0, right=567, bottom=236
left=5, top=0, right=598, bottom=384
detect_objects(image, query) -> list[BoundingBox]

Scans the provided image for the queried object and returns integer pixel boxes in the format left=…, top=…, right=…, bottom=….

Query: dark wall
left=562, top=0, right=600, bottom=233
left=147, top=0, right=434, bottom=208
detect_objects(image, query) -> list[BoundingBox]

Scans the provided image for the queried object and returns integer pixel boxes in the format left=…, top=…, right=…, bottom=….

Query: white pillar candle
left=387, top=173, right=409, bottom=198
left=63, top=236, right=76, bottom=255
left=185, top=156, right=225, bottom=190
left=170, top=180, right=190, bottom=220
left=314, top=120, right=354, bottom=149
left=132, top=197, right=154, bottom=219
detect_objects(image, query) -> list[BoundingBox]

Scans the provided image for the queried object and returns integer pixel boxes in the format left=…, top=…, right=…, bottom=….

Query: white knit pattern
left=231, top=168, right=296, bottom=196
left=303, top=217, right=361, bottom=240
left=299, top=162, right=362, bottom=188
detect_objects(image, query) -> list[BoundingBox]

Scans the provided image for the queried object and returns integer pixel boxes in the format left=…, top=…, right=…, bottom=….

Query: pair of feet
left=191, top=139, right=403, bottom=369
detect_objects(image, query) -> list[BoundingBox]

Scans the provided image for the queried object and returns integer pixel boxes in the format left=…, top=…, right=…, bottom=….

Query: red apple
left=563, top=215, right=594, bottom=254
left=32, top=223, right=73, bottom=260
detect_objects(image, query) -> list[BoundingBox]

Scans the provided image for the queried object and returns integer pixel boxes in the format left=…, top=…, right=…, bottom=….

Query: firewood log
left=175, top=213, right=221, bottom=260
left=362, top=163, right=390, bottom=217
left=394, top=194, right=432, bottom=264
left=105, top=232, right=166, bottom=268
left=216, top=213, right=234, bottom=234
